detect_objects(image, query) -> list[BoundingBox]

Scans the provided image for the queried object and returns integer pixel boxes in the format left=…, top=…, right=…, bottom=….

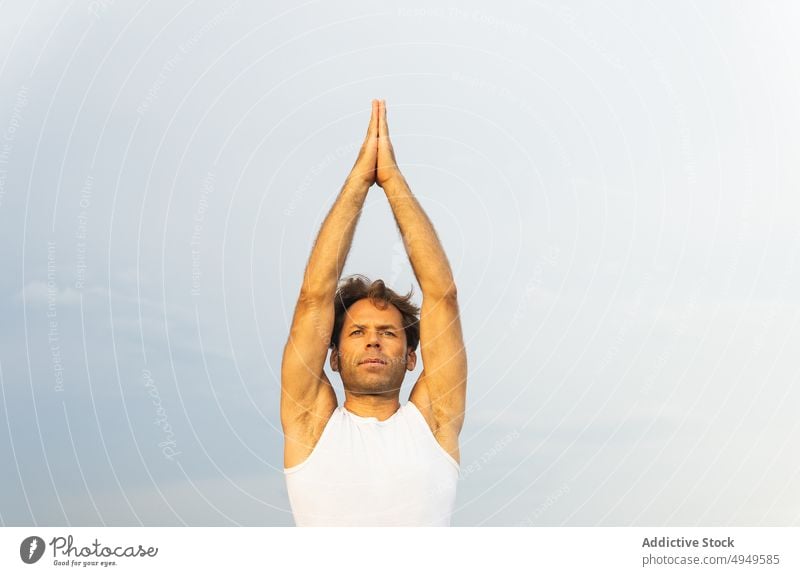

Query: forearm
left=382, top=174, right=456, bottom=298
left=300, top=177, right=370, bottom=299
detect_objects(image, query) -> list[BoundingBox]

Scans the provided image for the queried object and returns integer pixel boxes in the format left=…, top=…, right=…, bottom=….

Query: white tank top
left=284, top=401, right=460, bottom=526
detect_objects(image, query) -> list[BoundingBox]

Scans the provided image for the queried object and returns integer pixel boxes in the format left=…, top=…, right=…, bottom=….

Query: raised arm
left=281, top=100, right=379, bottom=435
left=376, top=100, right=467, bottom=444
left=375, top=104, right=455, bottom=299
left=299, top=101, right=379, bottom=298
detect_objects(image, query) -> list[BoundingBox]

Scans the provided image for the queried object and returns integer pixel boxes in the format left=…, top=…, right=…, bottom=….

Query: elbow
left=442, top=286, right=458, bottom=301
left=442, top=278, right=458, bottom=299
left=427, top=282, right=458, bottom=302
left=298, top=287, right=331, bottom=305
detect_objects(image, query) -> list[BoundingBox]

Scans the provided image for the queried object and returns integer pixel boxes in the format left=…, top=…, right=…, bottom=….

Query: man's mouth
left=360, top=358, right=387, bottom=365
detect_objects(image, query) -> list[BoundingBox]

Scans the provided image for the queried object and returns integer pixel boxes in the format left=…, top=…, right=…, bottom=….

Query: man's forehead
left=345, top=299, right=402, bottom=324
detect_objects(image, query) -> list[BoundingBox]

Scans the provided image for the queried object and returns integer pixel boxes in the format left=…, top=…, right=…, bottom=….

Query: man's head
left=330, top=275, right=420, bottom=395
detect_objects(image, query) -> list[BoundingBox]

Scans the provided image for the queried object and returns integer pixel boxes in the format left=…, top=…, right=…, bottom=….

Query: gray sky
left=1, top=0, right=798, bottom=526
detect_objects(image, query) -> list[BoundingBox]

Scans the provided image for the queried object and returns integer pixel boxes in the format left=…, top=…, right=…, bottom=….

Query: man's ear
left=330, top=347, right=340, bottom=372
left=405, top=348, right=417, bottom=371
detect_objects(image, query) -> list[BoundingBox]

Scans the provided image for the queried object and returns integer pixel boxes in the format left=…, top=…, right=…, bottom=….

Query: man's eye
left=350, top=330, right=362, bottom=335
left=384, top=331, right=395, bottom=336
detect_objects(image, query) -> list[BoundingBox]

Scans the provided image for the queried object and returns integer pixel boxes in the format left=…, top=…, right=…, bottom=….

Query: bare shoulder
left=408, top=376, right=461, bottom=465
left=282, top=383, right=338, bottom=469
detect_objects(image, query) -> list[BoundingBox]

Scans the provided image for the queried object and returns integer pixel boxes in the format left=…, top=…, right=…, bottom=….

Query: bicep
left=417, top=294, right=467, bottom=433
left=280, top=294, right=336, bottom=428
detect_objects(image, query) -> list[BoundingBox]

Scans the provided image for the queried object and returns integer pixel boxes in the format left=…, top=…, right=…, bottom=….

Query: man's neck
left=343, top=392, right=401, bottom=421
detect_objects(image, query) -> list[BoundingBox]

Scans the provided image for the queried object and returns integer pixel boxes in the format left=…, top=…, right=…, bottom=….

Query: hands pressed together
left=349, top=99, right=403, bottom=189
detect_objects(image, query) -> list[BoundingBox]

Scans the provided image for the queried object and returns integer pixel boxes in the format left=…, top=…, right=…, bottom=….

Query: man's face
left=330, top=298, right=417, bottom=394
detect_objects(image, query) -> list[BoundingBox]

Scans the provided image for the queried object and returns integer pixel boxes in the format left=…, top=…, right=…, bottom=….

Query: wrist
left=343, top=174, right=372, bottom=194
left=378, top=171, right=406, bottom=191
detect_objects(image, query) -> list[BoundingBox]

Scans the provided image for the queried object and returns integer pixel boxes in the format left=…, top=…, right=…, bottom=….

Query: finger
left=367, top=99, right=378, bottom=137
left=379, top=98, right=389, bottom=140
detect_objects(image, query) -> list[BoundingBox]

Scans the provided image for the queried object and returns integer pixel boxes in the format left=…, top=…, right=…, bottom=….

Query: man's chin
left=342, top=379, right=403, bottom=395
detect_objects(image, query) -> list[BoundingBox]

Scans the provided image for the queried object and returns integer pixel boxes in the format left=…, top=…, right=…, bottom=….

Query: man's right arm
left=280, top=101, right=379, bottom=431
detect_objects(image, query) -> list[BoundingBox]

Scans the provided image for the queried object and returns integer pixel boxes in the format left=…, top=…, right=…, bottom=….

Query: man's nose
left=366, top=332, right=381, bottom=347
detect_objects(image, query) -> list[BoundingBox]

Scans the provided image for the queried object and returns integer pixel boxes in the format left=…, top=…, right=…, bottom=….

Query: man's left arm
left=376, top=100, right=467, bottom=437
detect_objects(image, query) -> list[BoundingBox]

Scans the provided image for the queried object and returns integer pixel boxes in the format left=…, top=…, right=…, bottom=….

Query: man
left=281, top=99, right=467, bottom=526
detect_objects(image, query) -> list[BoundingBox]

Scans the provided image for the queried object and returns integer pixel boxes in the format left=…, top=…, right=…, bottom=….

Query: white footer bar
left=2, top=527, right=797, bottom=575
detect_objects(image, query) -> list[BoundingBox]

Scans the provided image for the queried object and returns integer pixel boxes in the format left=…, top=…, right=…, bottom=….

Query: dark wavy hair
left=331, top=275, right=420, bottom=352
